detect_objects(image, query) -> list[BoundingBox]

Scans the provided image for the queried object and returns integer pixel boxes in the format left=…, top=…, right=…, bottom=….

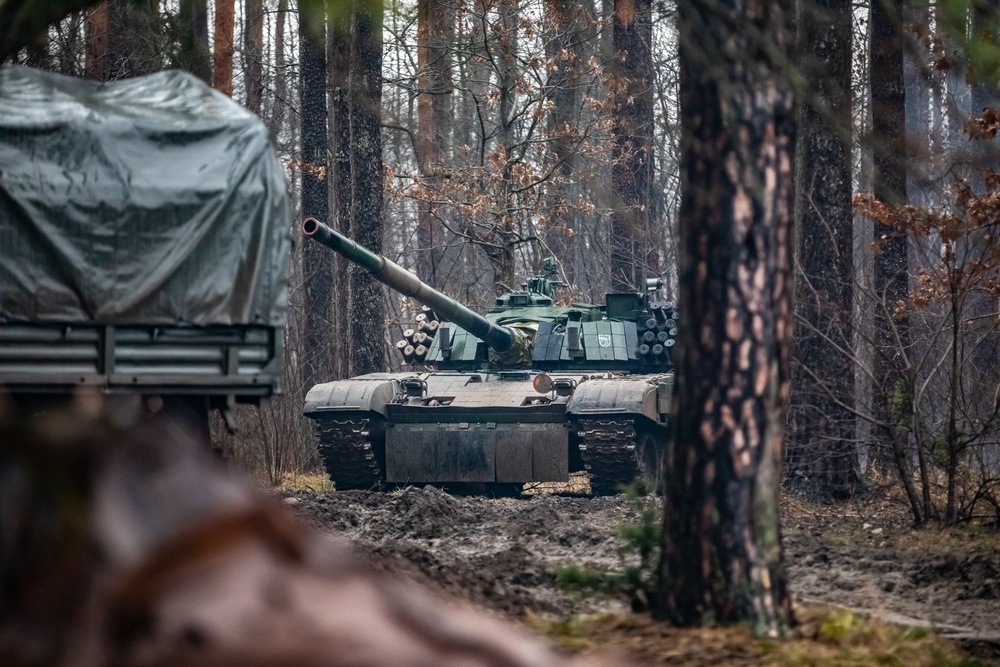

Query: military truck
left=0, top=67, right=289, bottom=433
left=301, top=218, right=675, bottom=495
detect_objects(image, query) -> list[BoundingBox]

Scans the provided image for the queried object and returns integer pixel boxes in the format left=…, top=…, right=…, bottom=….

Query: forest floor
left=281, top=478, right=1000, bottom=666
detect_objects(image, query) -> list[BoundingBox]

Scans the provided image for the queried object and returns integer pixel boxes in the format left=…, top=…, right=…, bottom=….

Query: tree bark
left=269, top=0, right=289, bottom=132
left=176, top=0, right=210, bottom=83
left=300, top=7, right=334, bottom=390
left=788, top=0, right=859, bottom=499
left=329, top=7, right=353, bottom=378
left=416, top=0, right=453, bottom=288
left=609, top=0, right=653, bottom=292
left=658, top=0, right=795, bottom=638
left=543, top=0, right=592, bottom=287
left=348, top=0, right=387, bottom=376
left=128, top=0, right=160, bottom=77
left=84, top=1, right=109, bottom=80
left=103, top=0, right=129, bottom=80
left=212, top=0, right=235, bottom=96
left=244, top=0, right=264, bottom=115
left=870, top=0, right=920, bottom=522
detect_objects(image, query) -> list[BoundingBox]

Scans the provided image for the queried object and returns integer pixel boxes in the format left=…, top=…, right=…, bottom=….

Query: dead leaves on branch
left=855, top=160, right=1000, bottom=319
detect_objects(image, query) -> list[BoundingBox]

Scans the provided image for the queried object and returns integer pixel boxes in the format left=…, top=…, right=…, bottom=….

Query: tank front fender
left=566, top=376, right=671, bottom=424
left=303, top=373, right=415, bottom=418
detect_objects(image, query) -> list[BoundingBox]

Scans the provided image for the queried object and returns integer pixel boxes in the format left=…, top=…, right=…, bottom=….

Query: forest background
left=6, top=0, right=1000, bottom=532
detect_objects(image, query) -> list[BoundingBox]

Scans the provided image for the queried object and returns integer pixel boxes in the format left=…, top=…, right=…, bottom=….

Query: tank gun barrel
left=302, top=218, right=515, bottom=353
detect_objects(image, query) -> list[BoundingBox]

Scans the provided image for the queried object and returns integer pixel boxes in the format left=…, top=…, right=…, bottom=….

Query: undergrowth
left=526, top=606, right=981, bottom=667
left=554, top=480, right=661, bottom=611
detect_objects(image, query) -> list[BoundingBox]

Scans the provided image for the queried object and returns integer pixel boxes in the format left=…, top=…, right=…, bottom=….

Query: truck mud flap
left=385, top=422, right=568, bottom=483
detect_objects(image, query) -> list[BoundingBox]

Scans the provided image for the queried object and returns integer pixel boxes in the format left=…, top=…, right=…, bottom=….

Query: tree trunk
left=128, top=0, right=160, bottom=77
left=244, top=0, right=264, bottom=115
left=348, top=0, right=387, bottom=376
left=658, top=0, right=795, bottom=638
left=870, top=0, right=921, bottom=523
left=416, top=0, right=452, bottom=288
left=543, top=0, right=592, bottom=287
left=84, top=2, right=109, bottom=80
left=103, top=0, right=132, bottom=81
left=269, top=0, right=289, bottom=132
left=609, top=0, right=653, bottom=292
left=300, top=7, right=334, bottom=390
left=177, top=0, right=210, bottom=83
left=212, top=0, right=235, bottom=96
left=788, top=0, right=859, bottom=499
left=329, top=8, right=353, bottom=379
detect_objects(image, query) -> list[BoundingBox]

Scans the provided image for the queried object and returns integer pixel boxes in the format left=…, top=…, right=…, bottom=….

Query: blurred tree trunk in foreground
left=658, top=0, right=795, bottom=638
left=0, top=399, right=624, bottom=667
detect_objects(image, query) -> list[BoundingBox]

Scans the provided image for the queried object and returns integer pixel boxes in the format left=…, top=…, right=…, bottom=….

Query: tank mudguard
left=566, top=376, right=671, bottom=424
left=303, top=373, right=413, bottom=418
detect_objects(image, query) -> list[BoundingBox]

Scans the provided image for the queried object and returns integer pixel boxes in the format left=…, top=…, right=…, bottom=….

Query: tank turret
left=302, top=217, right=676, bottom=373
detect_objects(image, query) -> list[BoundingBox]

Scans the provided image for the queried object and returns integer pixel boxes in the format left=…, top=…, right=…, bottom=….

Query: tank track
left=314, top=417, right=384, bottom=491
left=576, top=418, right=642, bottom=496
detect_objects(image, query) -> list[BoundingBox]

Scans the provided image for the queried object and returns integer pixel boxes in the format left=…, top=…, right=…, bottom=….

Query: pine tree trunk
left=658, top=0, right=795, bottom=638
left=329, top=9, right=353, bottom=378
left=300, top=8, right=334, bottom=390
left=105, top=0, right=129, bottom=80
left=269, top=0, right=289, bottom=132
left=244, top=0, right=264, bottom=115
left=788, top=0, right=859, bottom=499
left=84, top=2, right=109, bottom=80
left=609, top=0, right=653, bottom=292
left=416, top=0, right=452, bottom=288
left=348, top=0, right=387, bottom=376
left=870, top=0, right=921, bottom=523
left=212, top=0, right=235, bottom=96
left=177, top=0, right=210, bottom=83
left=543, top=0, right=591, bottom=287
left=128, top=0, right=160, bottom=77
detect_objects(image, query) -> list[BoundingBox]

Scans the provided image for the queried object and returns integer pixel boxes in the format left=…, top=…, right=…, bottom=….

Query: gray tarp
left=0, top=66, right=290, bottom=327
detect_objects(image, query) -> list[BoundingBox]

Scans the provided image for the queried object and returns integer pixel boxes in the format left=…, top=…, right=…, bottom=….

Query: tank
left=301, top=217, right=675, bottom=495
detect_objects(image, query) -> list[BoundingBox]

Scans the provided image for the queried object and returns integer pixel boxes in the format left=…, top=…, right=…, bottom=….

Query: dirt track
left=283, top=486, right=1000, bottom=657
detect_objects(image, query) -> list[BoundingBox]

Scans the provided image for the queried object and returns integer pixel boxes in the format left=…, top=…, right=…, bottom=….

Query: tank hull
left=303, top=370, right=673, bottom=494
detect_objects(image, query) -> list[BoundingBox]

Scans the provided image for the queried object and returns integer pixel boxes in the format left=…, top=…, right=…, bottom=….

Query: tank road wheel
left=635, top=425, right=665, bottom=495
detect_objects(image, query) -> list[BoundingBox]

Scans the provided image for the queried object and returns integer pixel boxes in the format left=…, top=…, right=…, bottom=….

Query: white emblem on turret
left=597, top=334, right=611, bottom=348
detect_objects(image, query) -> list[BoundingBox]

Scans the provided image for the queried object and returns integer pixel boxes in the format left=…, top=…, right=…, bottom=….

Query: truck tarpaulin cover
left=0, top=66, right=290, bottom=327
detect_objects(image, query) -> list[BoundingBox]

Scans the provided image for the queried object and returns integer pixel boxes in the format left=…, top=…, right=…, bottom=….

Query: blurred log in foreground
left=0, top=393, right=621, bottom=667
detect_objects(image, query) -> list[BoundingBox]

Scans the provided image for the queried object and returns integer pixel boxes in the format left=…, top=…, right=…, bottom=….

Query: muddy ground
left=282, top=484, right=1000, bottom=664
